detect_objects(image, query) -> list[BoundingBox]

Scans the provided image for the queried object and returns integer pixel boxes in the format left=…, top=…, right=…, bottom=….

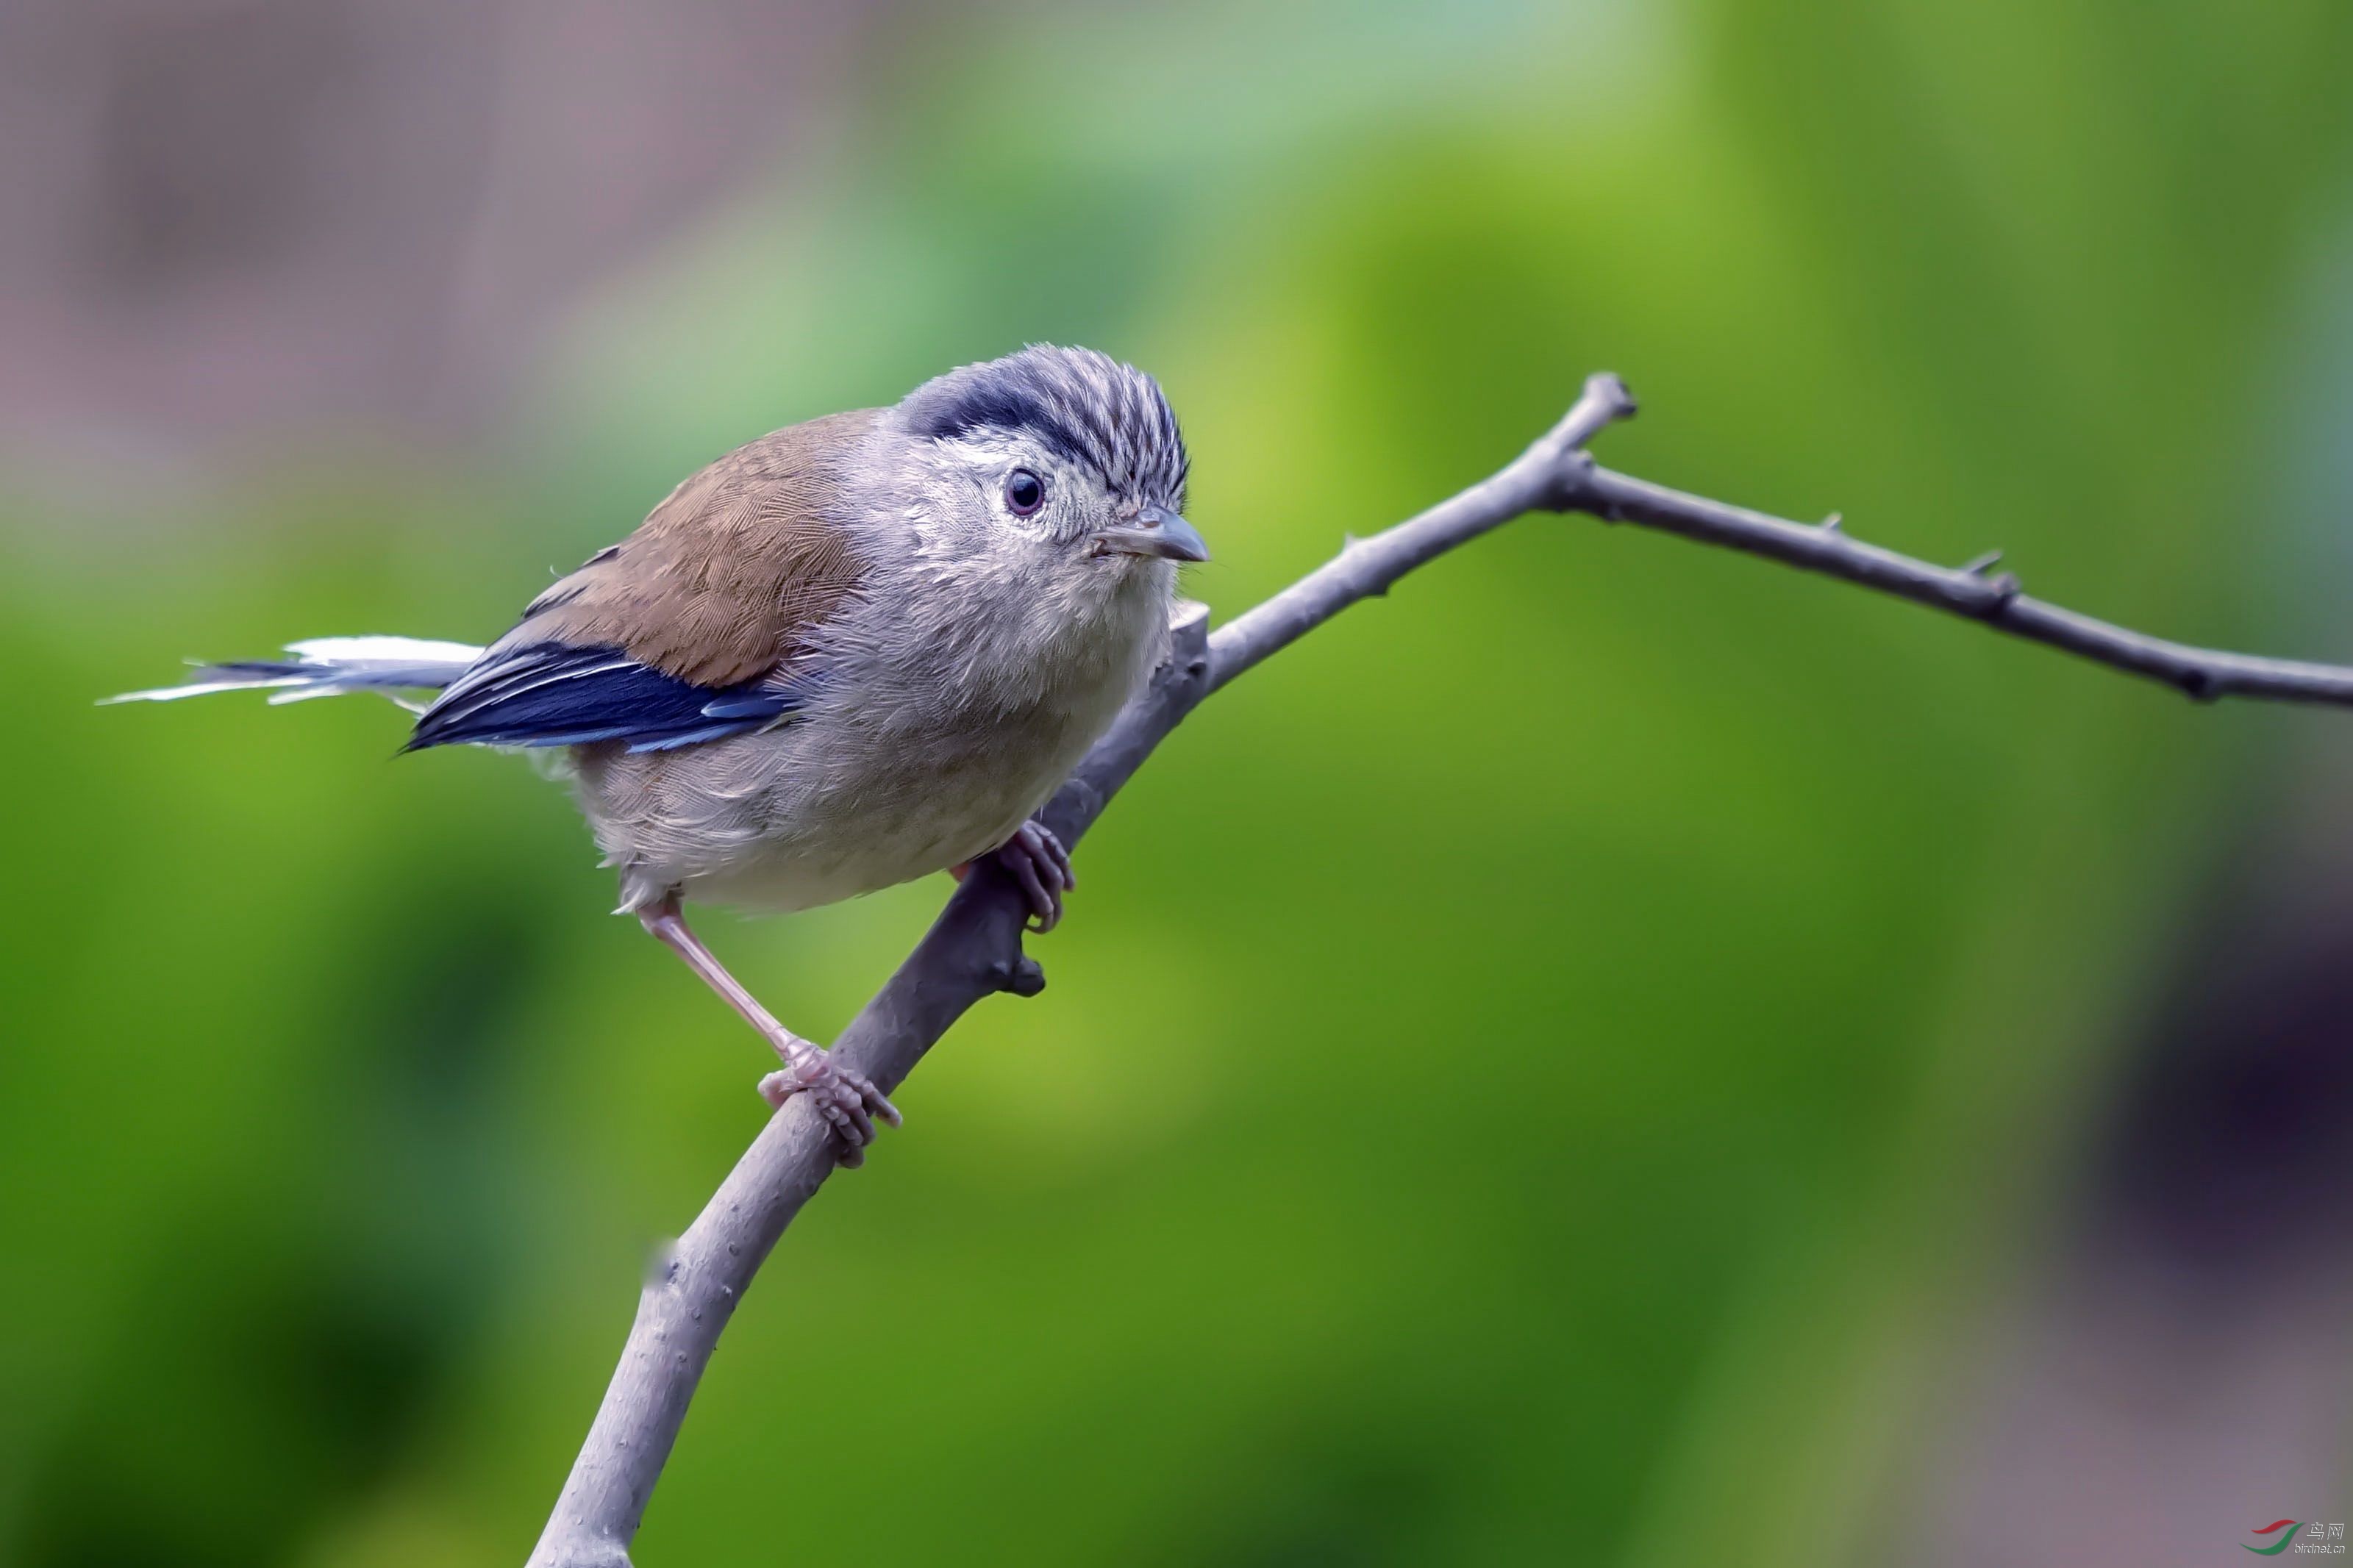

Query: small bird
left=112, top=346, right=1207, bottom=1162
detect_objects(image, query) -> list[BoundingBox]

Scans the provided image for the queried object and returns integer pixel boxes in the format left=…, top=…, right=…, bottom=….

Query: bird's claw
left=994, top=819, right=1076, bottom=932
left=758, top=1050, right=901, bottom=1167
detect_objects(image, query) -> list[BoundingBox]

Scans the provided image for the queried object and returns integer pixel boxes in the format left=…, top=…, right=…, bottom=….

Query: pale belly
left=571, top=683, right=1124, bottom=914
left=676, top=755, right=1049, bottom=913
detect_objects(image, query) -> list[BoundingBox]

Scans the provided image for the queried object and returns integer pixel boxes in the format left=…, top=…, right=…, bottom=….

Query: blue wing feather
left=408, top=642, right=801, bottom=753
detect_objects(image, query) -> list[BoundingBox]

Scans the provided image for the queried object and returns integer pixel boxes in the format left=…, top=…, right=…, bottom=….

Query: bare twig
left=529, top=371, right=2353, bottom=1566
left=1549, top=390, right=2353, bottom=706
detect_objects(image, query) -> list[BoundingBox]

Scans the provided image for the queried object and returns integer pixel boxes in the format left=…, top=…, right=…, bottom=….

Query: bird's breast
left=577, top=570, right=1169, bottom=913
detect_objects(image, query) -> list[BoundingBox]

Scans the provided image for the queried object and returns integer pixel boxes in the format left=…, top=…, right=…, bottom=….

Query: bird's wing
left=410, top=409, right=877, bottom=753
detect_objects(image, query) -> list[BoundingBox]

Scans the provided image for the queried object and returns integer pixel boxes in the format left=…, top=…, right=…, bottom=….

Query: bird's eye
left=1004, top=469, right=1046, bottom=516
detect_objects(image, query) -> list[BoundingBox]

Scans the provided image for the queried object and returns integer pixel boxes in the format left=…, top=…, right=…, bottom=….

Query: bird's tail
left=103, top=636, right=483, bottom=712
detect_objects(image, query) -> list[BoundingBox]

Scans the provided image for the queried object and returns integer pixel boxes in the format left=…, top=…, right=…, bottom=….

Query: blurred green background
left=6, top=1, right=2353, bottom=1564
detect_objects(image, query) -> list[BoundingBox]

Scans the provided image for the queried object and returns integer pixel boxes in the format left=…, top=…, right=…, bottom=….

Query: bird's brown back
left=520, top=408, right=878, bottom=688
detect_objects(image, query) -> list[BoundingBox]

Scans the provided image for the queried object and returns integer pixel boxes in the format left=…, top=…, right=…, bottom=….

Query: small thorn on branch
left=1961, top=549, right=2004, bottom=576
left=1542, top=448, right=1601, bottom=514
left=643, top=1239, right=682, bottom=1289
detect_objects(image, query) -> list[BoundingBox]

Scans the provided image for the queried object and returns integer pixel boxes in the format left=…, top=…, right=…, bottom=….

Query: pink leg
left=954, top=820, right=1076, bottom=932
left=638, top=895, right=901, bottom=1164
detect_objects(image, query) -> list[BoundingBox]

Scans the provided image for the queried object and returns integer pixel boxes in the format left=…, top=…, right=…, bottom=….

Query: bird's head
left=889, top=345, right=1205, bottom=587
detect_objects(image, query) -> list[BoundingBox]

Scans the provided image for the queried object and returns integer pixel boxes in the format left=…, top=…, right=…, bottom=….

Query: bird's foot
left=757, top=1045, right=901, bottom=1167
left=990, top=819, right=1076, bottom=933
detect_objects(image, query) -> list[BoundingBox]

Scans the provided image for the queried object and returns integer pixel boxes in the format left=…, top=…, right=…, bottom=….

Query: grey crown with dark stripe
left=900, top=345, right=1190, bottom=507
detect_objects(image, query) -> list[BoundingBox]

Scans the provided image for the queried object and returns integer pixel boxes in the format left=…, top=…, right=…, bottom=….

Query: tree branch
left=529, top=370, right=2353, bottom=1566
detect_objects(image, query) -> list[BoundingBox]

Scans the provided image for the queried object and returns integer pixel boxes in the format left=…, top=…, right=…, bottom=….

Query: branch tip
left=1584, top=370, right=1638, bottom=420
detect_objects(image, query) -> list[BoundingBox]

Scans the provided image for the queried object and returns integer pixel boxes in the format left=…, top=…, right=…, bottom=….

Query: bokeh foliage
left=4, top=1, right=2352, bottom=1563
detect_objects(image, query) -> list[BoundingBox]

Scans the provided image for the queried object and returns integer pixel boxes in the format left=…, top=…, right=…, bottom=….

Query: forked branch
left=531, top=371, right=2353, bottom=1567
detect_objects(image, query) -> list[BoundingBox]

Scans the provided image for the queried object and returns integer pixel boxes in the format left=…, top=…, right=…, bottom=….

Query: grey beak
left=1093, top=506, right=1210, bottom=563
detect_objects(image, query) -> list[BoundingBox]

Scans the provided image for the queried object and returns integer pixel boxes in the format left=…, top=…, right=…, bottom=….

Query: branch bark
left=529, top=370, right=2353, bottom=1566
